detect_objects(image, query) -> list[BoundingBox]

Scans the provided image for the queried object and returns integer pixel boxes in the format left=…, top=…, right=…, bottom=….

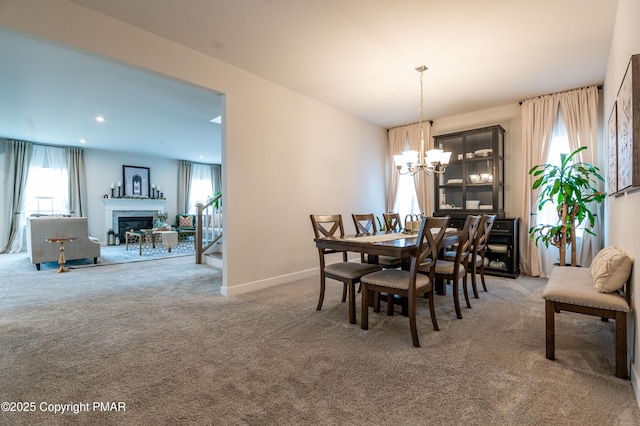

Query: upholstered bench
left=542, top=247, right=632, bottom=379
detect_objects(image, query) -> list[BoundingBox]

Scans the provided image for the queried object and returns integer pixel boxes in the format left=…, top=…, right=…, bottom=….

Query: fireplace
left=103, top=198, right=166, bottom=245
left=118, top=216, right=153, bottom=240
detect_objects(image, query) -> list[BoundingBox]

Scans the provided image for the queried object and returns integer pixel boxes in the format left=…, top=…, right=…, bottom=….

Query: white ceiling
left=0, top=0, right=618, bottom=161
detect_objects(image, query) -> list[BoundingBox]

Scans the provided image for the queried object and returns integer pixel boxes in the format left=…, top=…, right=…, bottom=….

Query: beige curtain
left=387, top=126, right=407, bottom=213
left=406, top=122, right=429, bottom=214
left=519, top=94, right=560, bottom=277
left=1, top=140, right=31, bottom=254
left=67, top=147, right=87, bottom=217
left=177, top=160, right=193, bottom=214
left=212, top=163, right=222, bottom=195
left=559, top=85, right=601, bottom=266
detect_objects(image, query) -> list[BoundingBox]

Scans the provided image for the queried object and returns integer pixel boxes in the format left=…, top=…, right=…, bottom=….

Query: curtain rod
left=518, top=84, right=602, bottom=105
left=387, top=120, right=433, bottom=132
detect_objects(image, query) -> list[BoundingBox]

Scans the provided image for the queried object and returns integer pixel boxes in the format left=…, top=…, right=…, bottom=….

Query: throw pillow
left=178, top=215, right=193, bottom=228
left=590, top=247, right=632, bottom=293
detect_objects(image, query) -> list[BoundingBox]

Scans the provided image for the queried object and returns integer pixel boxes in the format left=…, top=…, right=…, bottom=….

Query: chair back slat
left=456, top=215, right=482, bottom=263
left=475, top=214, right=496, bottom=253
left=415, top=216, right=449, bottom=273
left=382, top=213, right=402, bottom=232
left=352, top=213, right=377, bottom=235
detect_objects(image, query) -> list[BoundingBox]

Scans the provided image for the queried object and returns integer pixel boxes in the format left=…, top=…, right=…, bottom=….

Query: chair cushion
left=361, top=269, right=431, bottom=290
left=589, top=247, right=633, bottom=293
left=434, top=260, right=466, bottom=278
left=325, top=262, right=381, bottom=280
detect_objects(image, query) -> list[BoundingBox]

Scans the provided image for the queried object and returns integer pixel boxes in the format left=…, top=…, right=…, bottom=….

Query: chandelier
left=393, top=65, right=451, bottom=176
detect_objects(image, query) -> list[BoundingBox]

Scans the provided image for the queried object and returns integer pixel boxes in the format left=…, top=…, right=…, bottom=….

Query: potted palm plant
left=528, top=146, right=605, bottom=266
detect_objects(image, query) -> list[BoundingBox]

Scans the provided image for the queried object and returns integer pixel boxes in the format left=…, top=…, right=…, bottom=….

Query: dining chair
left=382, top=212, right=402, bottom=232
left=434, top=214, right=481, bottom=319
left=360, top=216, right=449, bottom=347
left=352, top=213, right=402, bottom=269
left=469, top=214, right=496, bottom=297
left=310, top=214, right=382, bottom=324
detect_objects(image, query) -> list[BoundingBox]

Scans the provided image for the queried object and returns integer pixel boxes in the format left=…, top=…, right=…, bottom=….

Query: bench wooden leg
left=545, top=300, right=555, bottom=360
left=615, top=311, right=628, bottom=379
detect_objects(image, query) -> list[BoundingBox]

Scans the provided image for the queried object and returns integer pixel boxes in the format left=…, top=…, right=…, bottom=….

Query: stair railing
left=195, top=193, right=222, bottom=264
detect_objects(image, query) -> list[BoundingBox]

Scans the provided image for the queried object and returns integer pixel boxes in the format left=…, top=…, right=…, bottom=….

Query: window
left=393, top=173, right=420, bottom=221
left=392, top=139, right=421, bottom=220
left=187, top=163, right=213, bottom=214
left=22, top=145, right=69, bottom=220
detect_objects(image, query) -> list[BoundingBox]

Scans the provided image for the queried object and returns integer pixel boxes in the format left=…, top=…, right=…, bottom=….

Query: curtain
left=559, top=86, right=601, bottom=267
left=519, top=94, right=560, bottom=277
left=406, top=122, right=429, bottom=214
left=67, top=147, right=87, bottom=217
left=212, top=163, right=221, bottom=195
left=1, top=140, right=32, bottom=254
left=387, top=126, right=407, bottom=213
left=177, top=160, right=192, bottom=214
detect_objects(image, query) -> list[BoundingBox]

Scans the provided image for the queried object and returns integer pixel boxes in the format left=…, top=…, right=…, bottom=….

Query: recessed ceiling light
left=199, top=155, right=204, bottom=159
left=210, top=115, right=222, bottom=124
left=79, top=139, right=87, bottom=143
left=95, top=115, right=105, bottom=122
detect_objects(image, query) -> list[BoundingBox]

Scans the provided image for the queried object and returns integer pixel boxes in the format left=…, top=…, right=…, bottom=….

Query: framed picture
left=607, top=101, right=618, bottom=195
left=123, top=165, right=150, bottom=197
left=616, top=54, right=640, bottom=192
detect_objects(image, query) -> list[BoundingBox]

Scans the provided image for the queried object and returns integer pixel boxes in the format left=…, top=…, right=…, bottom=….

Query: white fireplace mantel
left=103, top=198, right=166, bottom=237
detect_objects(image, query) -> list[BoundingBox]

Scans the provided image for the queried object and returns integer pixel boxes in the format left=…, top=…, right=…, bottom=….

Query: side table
left=45, top=237, right=77, bottom=273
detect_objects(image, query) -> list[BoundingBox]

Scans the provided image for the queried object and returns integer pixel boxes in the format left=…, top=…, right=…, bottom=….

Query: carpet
left=3, top=243, right=195, bottom=272
left=0, top=258, right=638, bottom=425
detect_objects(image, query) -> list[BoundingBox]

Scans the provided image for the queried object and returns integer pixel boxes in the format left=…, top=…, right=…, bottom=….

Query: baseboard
left=221, top=267, right=318, bottom=296
left=632, top=361, right=640, bottom=408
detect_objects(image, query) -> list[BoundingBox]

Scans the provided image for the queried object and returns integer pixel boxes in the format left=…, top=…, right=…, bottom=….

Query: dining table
left=314, top=228, right=461, bottom=297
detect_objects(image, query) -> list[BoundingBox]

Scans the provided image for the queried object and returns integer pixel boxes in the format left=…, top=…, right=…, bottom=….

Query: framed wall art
left=616, top=54, right=640, bottom=192
left=607, top=101, right=618, bottom=195
left=123, top=165, right=150, bottom=197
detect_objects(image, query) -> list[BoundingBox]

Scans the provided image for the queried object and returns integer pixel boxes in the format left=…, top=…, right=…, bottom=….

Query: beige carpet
left=0, top=253, right=638, bottom=425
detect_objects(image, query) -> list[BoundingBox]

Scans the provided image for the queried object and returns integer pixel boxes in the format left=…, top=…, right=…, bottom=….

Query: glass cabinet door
left=433, top=125, right=504, bottom=216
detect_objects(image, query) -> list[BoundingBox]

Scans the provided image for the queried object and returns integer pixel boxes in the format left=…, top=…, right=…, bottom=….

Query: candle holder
left=111, top=188, right=115, bottom=198
left=152, top=188, right=156, bottom=199
left=118, top=187, right=121, bottom=198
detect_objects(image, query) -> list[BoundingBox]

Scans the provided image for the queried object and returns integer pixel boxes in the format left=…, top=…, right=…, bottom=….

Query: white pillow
left=590, top=247, right=632, bottom=293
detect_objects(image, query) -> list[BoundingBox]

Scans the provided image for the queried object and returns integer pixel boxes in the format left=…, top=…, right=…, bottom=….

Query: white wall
left=0, top=0, right=388, bottom=295
left=602, top=0, right=640, bottom=402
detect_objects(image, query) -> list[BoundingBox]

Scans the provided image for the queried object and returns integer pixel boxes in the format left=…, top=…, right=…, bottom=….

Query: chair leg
left=615, top=311, right=628, bottom=379
left=427, top=288, right=439, bottom=331
left=408, top=295, right=420, bottom=347
left=316, top=273, right=326, bottom=311
left=452, top=278, right=463, bottom=319
left=387, top=293, right=395, bottom=316
left=373, top=291, right=380, bottom=312
left=361, top=283, right=369, bottom=330
left=342, top=283, right=347, bottom=303
left=462, top=274, right=471, bottom=309
left=480, top=263, right=488, bottom=292
left=348, top=281, right=357, bottom=324
left=471, top=263, right=479, bottom=298
left=545, top=300, right=555, bottom=360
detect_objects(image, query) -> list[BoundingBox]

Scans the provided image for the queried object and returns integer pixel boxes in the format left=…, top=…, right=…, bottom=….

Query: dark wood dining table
left=314, top=229, right=460, bottom=296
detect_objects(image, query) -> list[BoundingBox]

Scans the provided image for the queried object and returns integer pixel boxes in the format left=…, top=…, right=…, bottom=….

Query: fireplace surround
left=103, top=199, right=166, bottom=244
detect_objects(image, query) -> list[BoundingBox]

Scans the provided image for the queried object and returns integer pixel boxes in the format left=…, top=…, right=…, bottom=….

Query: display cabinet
left=440, top=216, right=520, bottom=279
left=433, top=125, right=505, bottom=217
